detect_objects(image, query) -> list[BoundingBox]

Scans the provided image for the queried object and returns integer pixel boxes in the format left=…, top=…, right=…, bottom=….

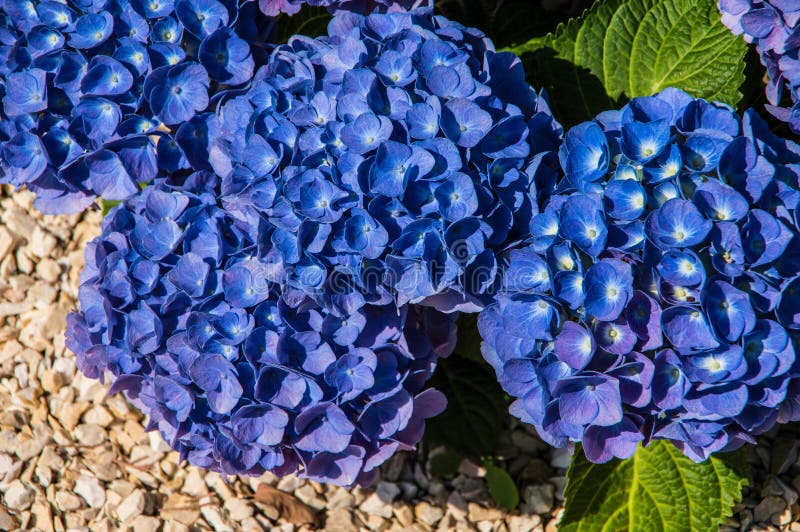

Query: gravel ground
left=0, top=186, right=796, bottom=532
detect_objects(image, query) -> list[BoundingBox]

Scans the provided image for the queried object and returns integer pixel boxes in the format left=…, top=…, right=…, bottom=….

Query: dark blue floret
left=481, top=88, right=800, bottom=464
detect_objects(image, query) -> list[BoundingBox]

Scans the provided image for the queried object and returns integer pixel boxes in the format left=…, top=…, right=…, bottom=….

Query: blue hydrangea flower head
left=480, top=88, right=800, bottom=464
left=257, top=0, right=426, bottom=16
left=66, top=177, right=456, bottom=486
left=0, top=0, right=275, bottom=214
left=718, top=0, right=800, bottom=132
left=204, top=7, right=562, bottom=313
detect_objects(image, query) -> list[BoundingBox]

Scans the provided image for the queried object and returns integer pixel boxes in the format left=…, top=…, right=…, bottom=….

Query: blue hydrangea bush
left=479, top=88, right=800, bottom=463
left=64, top=6, right=563, bottom=484
left=719, top=0, right=800, bottom=132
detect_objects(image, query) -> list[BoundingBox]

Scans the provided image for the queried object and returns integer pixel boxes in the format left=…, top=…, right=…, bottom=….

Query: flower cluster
left=0, top=0, right=274, bottom=214
left=66, top=178, right=455, bottom=486
left=206, top=8, right=562, bottom=312
left=718, top=0, right=800, bottom=132
left=479, top=88, right=800, bottom=463
left=257, top=0, right=424, bottom=16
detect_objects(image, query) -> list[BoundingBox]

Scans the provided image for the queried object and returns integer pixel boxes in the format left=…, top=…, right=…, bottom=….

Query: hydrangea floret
left=479, top=88, right=800, bottom=463
left=0, top=0, right=274, bottom=213
left=66, top=178, right=456, bottom=486
left=258, top=0, right=423, bottom=16
left=206, top=7, right=562, bottom=312
left=718, top=0, right=800, bottom=132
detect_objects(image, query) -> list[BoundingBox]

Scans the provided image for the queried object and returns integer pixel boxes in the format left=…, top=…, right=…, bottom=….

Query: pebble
left=4, top=479, right=34, bottom=510
left=132, top=515, right=161, bottom=532
left=755, top=496, right=787, bottom=523
left=467, top=503, right=504, bottom=522
left=74, top=476, right=105, bottom=508
left=522, top=483, right=555, bottom=514
left=549, top=448, right=572, bottom=470
left=0, top=507, right=17, bottom=530
left=360, top=492, right=394, bottom=519
left=74, top=423, right=107, bottom=446
left=415, top=502, right=444, bottom=526
left=161, top=493, right=200, bottom=525
left=326, top=508, right=358, bottom=532
left=394, top=505, right=414, bottom=527
left=224, top=498, right=254, bottom=521
left=55, top=490, right=83, bottom=511
left=507, top=514, right=542, bottom=532
left=116, top=490, right=146, bottom=523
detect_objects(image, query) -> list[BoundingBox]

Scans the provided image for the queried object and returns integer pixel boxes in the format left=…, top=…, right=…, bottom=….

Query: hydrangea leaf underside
left=509, top=0, right=747, bottom=125
left=560, top=442, right=748, bottom=531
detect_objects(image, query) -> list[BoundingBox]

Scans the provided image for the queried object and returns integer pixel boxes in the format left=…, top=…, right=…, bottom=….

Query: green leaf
left=560, top=442, right=748, bottom=531
left=452, top=313, right=483, bottom=362
left=101, top=200, right=120, bottom=216
left=430, top=450, right=463, bottom=477
left=277, top=6, right=331, bottom=44
left=509, top=0, right=748, bottom=126
left=484, top=462, right=520, bottom=510
left=425, top=355, right=507, bottom=457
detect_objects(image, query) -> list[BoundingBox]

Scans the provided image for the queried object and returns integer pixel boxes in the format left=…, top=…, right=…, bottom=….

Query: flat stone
left=15, top=436, right=46, bottom=461
left=55, top=490, right=83, bottom=511
left=294, top=484, right=326, bottom=511
left=754, top=496, right=786, bottom=523
left=393, top=505, right=414, bottom=527
left=132, top=515, right=161, bottom=532
left=361, top=513, right=390, bottom=531
left=31, top=501, right=54, bottom=532
left=162, top=493, right=200, bottom=525
left=82, top=405, right=114, bottom=428
left=200, top=505, right=232, bottom=532
left=467, top=502, right=504, bottom=522
left=116, top=490, right=146, bottom=523
left=74, top=476, right=105, bottom=508
left=74, top=423, right=107, bottom=446
left=507, top=514, right=543, bottom=532
left=325, top=508, right=358, bottom=532
left=0, top=506, right=18, bottom=530
left=457, top=459, right=486, bottom=478
left=180, top=468, right=208, bottom=497
left=224, top=498, right=254, bottom=521
left=446, top=491, right=468, bottom=522
left=523, top=483, right=555, bottom=514
left=477, top=522, right=495, bottom=532
left=550, top=448, right=572, bottom=469
left=415, top=501, right=444, bottom=526
left=376, top=481, right=401, bottom=503
left=4, top=479, right=34, bottom=511
left=276, top=475, right=304, bottom=493
left=360, top=493, right=393, bottom=519
left=254, top=483, right=318, bottom=527
left=0, top=227, right=14, bottom=261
